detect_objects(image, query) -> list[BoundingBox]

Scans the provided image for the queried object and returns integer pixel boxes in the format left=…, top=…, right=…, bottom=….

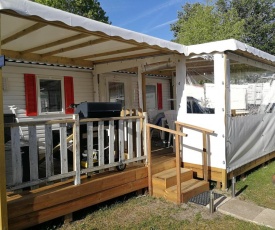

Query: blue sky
left=98, top=0, right=205, bottom=41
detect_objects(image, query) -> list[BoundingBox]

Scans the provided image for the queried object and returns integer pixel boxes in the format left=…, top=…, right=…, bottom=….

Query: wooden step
left=152, top=168, right=193, bottom=190
left=165, top=179, right=209, bottom=203
left=151, top=158, right=176, bottom=175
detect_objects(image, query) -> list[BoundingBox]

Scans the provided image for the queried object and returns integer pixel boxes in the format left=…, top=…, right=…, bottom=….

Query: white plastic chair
left=164, top=110, right=177, bottom=147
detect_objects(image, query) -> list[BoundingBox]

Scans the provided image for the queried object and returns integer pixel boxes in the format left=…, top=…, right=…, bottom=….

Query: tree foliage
left=171, top=0, right=275, bottom=54
left=33, top=0, right=110, bottom=24
left=171, top=3, right=244, bottom=45
left=216, top=0, right=275, bottom=54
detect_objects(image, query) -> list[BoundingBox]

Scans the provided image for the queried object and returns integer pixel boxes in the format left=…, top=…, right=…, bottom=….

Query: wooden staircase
left=151, top=158, right=209, bottom=203
left=147, top=120, right=214, bottom=204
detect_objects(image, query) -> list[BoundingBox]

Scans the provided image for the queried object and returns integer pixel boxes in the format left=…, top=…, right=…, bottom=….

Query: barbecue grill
left=74, top=102, right=122, bottom=119
left=73, top=102, right=124, bottom=170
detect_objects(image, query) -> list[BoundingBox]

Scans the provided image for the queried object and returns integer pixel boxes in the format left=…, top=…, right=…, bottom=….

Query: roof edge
left=186, top=39, right=275, bottom=63
left=0, top=0, right=186, bottom=54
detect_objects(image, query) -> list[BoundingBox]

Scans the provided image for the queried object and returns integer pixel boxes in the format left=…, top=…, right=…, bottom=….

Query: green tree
left=216, top=0, right=275, bottom=54
left=33, top=0, right=110, bottom=23
left=171, top=3, right=244, bottom=45
left=172, top=0, right=275, bottom=54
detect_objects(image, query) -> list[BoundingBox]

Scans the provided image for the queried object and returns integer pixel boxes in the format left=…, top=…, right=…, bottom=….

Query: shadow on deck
left=7, top=144, right=175, bottom=230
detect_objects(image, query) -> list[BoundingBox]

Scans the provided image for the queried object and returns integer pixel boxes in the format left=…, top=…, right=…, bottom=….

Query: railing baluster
left=118, top=120, right=125, bottom=163
left=128, top=119, right=133, bottom=159
left=28, top=125, right=38, bottom=187
left=136, top=117, right=141, bottom=158
left=73, top=114, right=81, bottom=185
left=45, top=124, right=54, bottom=178
left=98, top=121, right=104, bottom=167
left=60, top=123, right=68, bottom=175
left=11, top=126, right=22, bottom=185
left=87, top=122, right=94, bottom=174
left=109, top=120, right=115, bottom=165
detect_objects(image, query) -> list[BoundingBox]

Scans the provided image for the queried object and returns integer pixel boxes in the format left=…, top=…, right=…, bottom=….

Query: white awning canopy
left=0, top=0, right=274, bottom=76
left=0, top=0, right=185, bottom=71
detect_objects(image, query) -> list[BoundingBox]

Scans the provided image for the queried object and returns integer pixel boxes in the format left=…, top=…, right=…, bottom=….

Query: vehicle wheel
left=116, top=163, right=126, bottom=171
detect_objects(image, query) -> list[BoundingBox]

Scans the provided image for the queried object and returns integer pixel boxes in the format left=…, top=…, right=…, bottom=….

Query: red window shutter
left=157, top=83, right=163, bottom=110
left=64, top=76, right=74, bottom=114
left=24, top=74, right=37, bottom=116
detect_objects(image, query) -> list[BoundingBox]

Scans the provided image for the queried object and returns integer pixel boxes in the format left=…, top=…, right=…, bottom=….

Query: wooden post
left=137, top=67, right=143, bottom=111
left=176, top=123, right=181, bottom=204
left=146, top=125, right=152, bottom=196
left=0, top=13, right=8, bottom=230
left=202, top=131, right=208, bottom=181
left=221, top=169, right=228, bottom=191
left=73, top=114, right=81, bottom=185
left=143, top=112, right=148, bottom=163
left=142, top=73, right=146, bottom=112
left=138, top=67, right=146, bottom=112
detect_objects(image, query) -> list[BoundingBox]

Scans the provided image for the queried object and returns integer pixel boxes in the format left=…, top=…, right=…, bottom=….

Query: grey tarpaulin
left=226, top=113, right=275, bottom=172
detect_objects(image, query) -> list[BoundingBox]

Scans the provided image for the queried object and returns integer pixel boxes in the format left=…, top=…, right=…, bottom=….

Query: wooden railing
left=146, top=123, right=187, bottom=204
left=175, top=121, right=215, bottom=182
left=4, top=113, right=147, bottom=191
left=146, top=121, right=215, bottom=204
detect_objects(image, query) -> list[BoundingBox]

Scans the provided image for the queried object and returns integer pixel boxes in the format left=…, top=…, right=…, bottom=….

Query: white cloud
left=149, top=19, right=178, bottom=31
left=119, top=0, right=182, bottom=27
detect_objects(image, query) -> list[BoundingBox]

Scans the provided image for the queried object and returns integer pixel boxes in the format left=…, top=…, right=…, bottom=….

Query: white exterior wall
left=3, top=62, right=94, bottom=149
left=179, top=54, right=227, bottom=170
left=3, top=63, right=171, bottom=151
left=3, top=63, right=94, bottom=118
left=99, top=72, right=171, bottom=120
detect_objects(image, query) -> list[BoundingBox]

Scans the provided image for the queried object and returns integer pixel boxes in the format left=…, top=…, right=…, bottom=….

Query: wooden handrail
left=147, top=123, right=188, bottom=137
left=175, top=121, right=214, bottom=134
left=175, top=121, right=215, bottom=182
left=146, top=122, right=187, bottom=204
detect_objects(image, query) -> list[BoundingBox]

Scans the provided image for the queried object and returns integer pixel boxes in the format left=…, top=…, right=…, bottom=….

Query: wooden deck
left=7, top=147, right=175, bottom=230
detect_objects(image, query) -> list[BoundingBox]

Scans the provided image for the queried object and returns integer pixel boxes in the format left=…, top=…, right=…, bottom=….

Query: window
left=108, top=82, right=125, bottom=107
left=146, top=85, right=157, bottom=109
left=39, top=79, right=62, bottom=113
left=186, top=55, right=215, bottom=114
left=146, top=83, right=163, bottom=110
left=24, top=74, right=74, bottom=116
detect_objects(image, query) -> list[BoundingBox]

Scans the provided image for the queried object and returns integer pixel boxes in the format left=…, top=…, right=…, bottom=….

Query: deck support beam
left=0, top=14, right=8, bottom=230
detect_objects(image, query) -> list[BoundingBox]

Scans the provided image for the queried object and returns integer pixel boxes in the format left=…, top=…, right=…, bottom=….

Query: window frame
left=146, top=84, right=158, bottom=110
left=36, top=75, right=65, bottom=115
